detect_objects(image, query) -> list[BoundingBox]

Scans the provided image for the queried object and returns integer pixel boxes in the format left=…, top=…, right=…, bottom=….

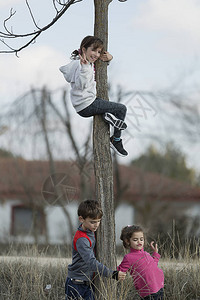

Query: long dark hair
left=71, top=35, right=104, bottom=59
left=120, top=225, right=144, bottom=249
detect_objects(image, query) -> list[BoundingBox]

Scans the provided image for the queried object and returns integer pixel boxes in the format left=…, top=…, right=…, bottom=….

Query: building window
left=11, top=205, right=45, bottom=236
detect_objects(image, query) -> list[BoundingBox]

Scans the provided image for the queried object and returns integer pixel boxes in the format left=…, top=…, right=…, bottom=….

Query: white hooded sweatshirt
left=59, top=60, right=96, bottom=112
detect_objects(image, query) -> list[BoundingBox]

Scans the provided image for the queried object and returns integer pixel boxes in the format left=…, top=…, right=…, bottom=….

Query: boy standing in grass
left=65, top=199, right=126, bottom=300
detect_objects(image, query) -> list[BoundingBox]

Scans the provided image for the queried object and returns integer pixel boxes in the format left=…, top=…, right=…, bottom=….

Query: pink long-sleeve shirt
left=117, top=248, right=164, bottom=297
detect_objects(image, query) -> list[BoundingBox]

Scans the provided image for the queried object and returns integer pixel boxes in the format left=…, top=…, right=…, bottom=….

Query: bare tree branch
left=25, top=0, right=41, bottom=30
left=48, top=89, right=92, bottom=172
left=0, top=0, right=83, bottom=55
left=3, top=8, right=16, bottom=35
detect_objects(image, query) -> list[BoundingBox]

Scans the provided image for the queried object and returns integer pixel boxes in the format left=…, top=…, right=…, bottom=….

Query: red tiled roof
left=0, top=158, right=84, bottom=200
left=0, top=158, right=199, bottom=203
left=117, top=165, right=200, bottom=203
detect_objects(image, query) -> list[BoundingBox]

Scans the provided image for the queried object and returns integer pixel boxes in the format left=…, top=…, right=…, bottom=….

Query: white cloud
left=0, top=46, right=69, bottom=104
left=132, top=0, right=200, bottom=54
left=134, top=0, right=200, bottom=33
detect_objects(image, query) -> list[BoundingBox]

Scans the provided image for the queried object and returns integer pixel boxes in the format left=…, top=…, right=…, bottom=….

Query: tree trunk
left=93, top=0, right=116, bottom=297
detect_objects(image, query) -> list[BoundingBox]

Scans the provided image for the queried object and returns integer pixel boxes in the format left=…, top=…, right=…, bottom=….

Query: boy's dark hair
left=120, top=225, right=144, bottom=249
left=71, top=35, right=104, bottom=59
left=78, top=200, right=103, bottom=219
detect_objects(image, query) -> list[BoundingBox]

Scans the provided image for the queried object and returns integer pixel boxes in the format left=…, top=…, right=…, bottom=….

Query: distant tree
left=0, top=148, right=14, bottom=158
left=131, top=142, right=197, bottom=186
left=0, top=86, right=95, bottom=242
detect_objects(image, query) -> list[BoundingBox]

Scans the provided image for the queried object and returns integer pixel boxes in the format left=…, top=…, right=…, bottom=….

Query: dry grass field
left=0, top=253, right=200, bottom=300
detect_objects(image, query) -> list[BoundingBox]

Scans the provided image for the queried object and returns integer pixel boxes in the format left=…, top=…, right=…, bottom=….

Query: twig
left=0, top=0, right=84, bottom=54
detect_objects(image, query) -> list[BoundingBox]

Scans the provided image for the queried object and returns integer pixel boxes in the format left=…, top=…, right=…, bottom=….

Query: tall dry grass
left=0, top=242, right=200, bottom=299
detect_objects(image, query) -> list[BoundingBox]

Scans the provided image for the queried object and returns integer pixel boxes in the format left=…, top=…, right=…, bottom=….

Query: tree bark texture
left=93, top=0, right=116, bottom=279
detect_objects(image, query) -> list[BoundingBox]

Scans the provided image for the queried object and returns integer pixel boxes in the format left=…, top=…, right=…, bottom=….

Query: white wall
left=186, top=204, right=200, bottom=217
left=185, top=204, right=200, bottom=236
left=0, top=201, right=134, bottom=245
left=46, top=202, right=78, bottom=244
left=0, top=202, right=11, bottom=241
left=115, top=203, right=134, bottom=245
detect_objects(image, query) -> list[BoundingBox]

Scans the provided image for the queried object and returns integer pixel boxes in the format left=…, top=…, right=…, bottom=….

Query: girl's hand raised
left=150, top=241, right=158, bottom=253
left=79, top=53, right=88, bottom=65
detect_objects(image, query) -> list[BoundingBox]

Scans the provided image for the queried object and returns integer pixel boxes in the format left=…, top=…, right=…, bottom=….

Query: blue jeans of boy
left=65, top=277, right=94, bottom=300
left=142, top=288, right=164, bottom=300
left=78, top=97, right=127, bottom=138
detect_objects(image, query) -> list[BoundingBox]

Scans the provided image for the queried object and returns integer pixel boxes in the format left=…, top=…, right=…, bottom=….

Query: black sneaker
left=103, top=113, right=127, bottom=130
left=110, top=136, right=128, bottom=157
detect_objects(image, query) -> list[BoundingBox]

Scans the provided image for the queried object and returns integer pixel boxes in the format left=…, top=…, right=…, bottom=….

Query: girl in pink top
left=117, top=225, right=164, bottom=300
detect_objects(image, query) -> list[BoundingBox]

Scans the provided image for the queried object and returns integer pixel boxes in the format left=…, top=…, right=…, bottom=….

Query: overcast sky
left=0, top=0, right=200, bottom=169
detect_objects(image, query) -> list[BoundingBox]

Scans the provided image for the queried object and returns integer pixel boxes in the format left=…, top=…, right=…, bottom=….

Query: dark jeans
left=78, top=97, right=127, bottom=138
left=65, top=277, right=94, bottom=300
left=141, top=288, right=164, bottom=300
